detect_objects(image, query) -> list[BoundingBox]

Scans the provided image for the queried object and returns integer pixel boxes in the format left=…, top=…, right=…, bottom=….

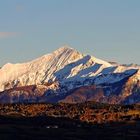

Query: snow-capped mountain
left=0, top=45, right=140, bottom=104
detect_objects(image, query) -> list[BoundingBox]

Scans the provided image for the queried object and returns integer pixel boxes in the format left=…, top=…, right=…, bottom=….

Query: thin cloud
left=0, top=32, right=19, bottom=38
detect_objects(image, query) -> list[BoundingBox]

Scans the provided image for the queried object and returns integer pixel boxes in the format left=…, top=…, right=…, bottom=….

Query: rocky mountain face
left=0, top=46, right=140, bottom=104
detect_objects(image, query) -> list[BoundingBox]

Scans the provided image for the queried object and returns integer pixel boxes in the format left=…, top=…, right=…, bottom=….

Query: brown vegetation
left=0, top=102, right=140, bottom=140
left=0, top=102, right=140, bottom=124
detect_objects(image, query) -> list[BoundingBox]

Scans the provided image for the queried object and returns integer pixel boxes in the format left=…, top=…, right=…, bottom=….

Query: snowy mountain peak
left=0, top=46, right=139, bottom=95
left=0, top=45, right=140, bottom=104
left=53, top=45, right=81, bottom=59
left=54, top=45, right=75, bottom=52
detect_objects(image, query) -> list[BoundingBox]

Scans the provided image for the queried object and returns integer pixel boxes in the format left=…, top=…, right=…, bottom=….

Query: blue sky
left=0, top=0, right=140, bottom=66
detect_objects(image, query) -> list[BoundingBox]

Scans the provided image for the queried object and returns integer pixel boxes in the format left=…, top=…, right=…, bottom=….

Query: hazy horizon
left=0, top=0, right=140, bottom=66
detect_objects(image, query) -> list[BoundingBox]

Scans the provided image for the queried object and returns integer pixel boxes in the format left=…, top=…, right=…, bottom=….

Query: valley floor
left=0, top=102, right=140, bottom=140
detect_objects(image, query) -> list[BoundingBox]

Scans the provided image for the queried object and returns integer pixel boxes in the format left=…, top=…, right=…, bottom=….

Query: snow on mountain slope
left=0, top=45, right=139, bottom=100
left=0, top=46, right=83, bottom=91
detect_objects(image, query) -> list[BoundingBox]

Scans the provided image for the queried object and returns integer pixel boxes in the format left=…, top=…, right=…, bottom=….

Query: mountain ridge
left=0, top=45, right=140, bottom=104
